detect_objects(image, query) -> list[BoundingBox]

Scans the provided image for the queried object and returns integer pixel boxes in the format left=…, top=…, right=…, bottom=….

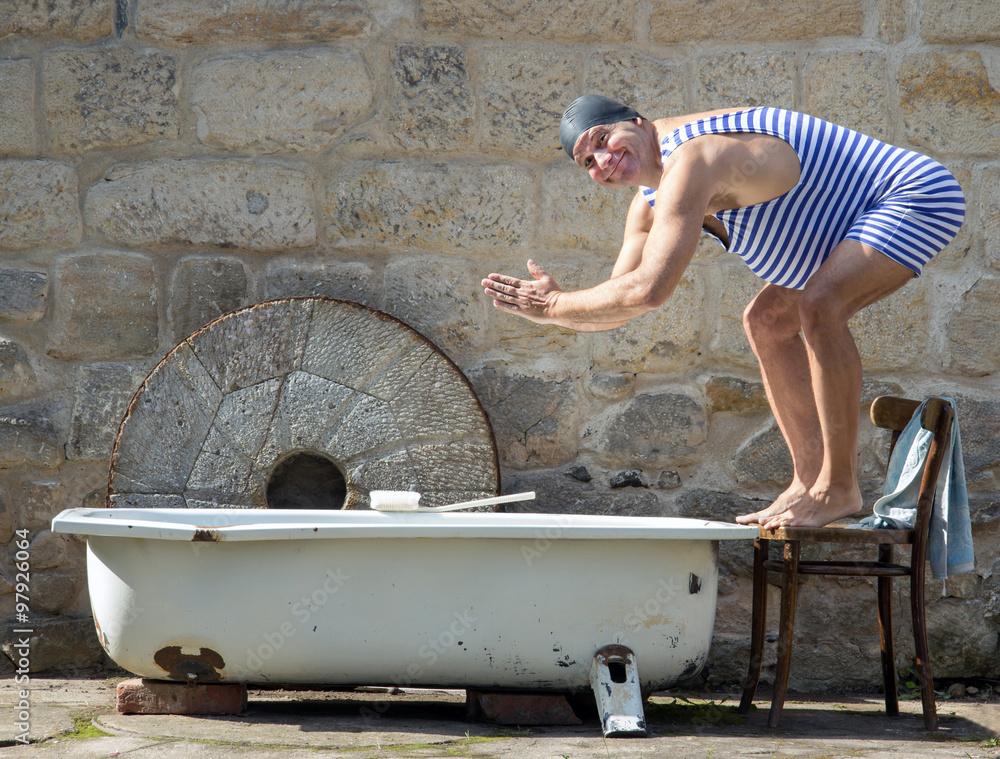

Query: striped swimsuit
left=641, top=108, right=966, bottom=289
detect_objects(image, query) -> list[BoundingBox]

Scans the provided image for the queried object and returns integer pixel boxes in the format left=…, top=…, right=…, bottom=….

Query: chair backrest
left=870, top=396, right=955, bottom=560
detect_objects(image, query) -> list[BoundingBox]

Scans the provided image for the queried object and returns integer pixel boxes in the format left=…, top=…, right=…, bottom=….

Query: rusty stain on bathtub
left=93, top=614, right=109, bottom=651
left=153, top=645, right=225, bottom=682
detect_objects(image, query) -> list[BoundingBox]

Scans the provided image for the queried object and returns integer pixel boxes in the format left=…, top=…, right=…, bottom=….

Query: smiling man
left=482, top=95, right=966, bottom=529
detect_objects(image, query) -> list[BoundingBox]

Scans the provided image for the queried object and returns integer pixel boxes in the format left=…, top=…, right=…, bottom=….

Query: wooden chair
left=738, top=396, right=955, bottom=731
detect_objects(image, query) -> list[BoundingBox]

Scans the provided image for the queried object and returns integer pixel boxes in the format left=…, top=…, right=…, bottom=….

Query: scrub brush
left=369, top=490, right=535, bottom=512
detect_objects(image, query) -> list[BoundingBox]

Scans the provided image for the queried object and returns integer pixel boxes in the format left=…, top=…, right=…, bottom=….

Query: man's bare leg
left=759, top=240, right=917, bottom=529
left=736, top=284, right=823, bottom=525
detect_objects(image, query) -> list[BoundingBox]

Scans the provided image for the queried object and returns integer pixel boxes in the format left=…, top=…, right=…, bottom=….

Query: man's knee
left=797, top=279, right=853, bottom=335
left=743, top=287, right=800, bottom=343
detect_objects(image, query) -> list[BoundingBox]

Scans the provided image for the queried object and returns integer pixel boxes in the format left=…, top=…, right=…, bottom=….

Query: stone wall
left=1, top=0, right=998, bottom=692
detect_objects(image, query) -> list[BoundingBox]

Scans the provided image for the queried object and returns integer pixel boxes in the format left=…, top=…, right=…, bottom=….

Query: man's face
left=572, top=118, right=650, bottom=188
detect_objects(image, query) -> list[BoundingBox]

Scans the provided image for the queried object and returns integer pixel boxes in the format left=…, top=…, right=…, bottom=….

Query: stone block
left=481, top=48, right=577, bottom=160
left=926, top=599, right=1000, bottom=681
left=25, top=530, right=71, bottom=572
left=805, top=52, right=891, bottom=141
left=7, top=479, right=61, bottom=532
left=1, top=618, right=104, bottom=673
left=484, top=253, right=594, bottom=362
left=877, top=0, right=906, bottom=42
left=0, top=404, right=63, bottom=469
left=467, top=691, right=581, bottom=726
left=0, top=338, right=38, bottom=400
left=117, top=678, right=247, bottom=715
left=191, top=48, right=373, bottom=153
left=733, top=423, right=793, bottom=485
left=583, top=51, right=687, bottom=119
left=590, top=268, right=704, bottom=374
left=696, top=52, right=796, bottom=110
left=706, top=376, right=767, bottom=414
left=265, top=260, right=375, bottom=303
left=707, top=264, right=761, bottom=368
left=598, top=392, right=708, bottom=468
left=541, top=164, right=633, bottom=252
left=0, top=269, right=47, bottom=322
left=983, top=167, right=1000, bottom=271
left=325, top=162, right=534, bottom=250
left=67, top=364, right=145, bottom=462
left=921, top=0, right=1000, bottom=42
left=1, top=0, right=113, bottom=39
left=850, top=279, right=928, bottom=371
left=0, top=59, right=39, bottom=156
left=382, top=255, right=488, bottom=363
left=946, top=279, right=1000, bottom=377
left=43, top=46, right=179, bottom=152
left=586, top=373, right=635, bottom=402
left=30, top=572, right=79, bottom=614
left=501, top=469, right=663, bottom=517
left=899, top=52, right=1000, bottom=156
left=468, top=366, right=577, bottom=468
left=650, top=0, right=862, bottom=42
left=388, top=45, right=474, bottom=153
left=85, top=159, right=316, bottom=250
left=422, top=0, right=633, bottom=41
left=0, top=161, right=82, bottom=250
left=169, top=256, right=248, bottom=343
left=136, top=0, right=370, bottom=43
left=48, top=252, right=158, bottom=360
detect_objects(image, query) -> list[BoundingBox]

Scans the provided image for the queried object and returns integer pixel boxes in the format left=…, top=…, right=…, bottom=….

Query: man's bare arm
left=484, top=149, right=716, bottom=326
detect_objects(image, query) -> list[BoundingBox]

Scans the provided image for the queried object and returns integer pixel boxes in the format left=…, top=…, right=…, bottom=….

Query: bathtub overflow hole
left=608, top=660, right=628, bottom=684
left=266, top=452, right=346, bottom=510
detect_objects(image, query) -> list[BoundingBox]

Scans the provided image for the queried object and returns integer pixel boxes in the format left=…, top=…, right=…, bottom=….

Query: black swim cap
left=560, top=95, right=641, bottom=158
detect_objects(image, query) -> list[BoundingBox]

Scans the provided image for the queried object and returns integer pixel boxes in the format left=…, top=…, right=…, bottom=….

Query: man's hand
left=482, top=260, right=562, bottom=324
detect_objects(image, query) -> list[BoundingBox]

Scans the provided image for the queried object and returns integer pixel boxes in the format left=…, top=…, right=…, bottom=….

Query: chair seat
left=759, top=523, right=915, bottom=545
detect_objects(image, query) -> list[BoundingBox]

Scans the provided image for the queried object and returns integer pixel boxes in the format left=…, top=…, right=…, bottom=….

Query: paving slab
left=1, top=678, right=998, bottom=758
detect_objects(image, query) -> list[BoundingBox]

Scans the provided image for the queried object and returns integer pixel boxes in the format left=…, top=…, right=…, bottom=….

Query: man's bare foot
left=759, top=484, right=863, bottom=529
left=735, top=483, right=809, bottom=525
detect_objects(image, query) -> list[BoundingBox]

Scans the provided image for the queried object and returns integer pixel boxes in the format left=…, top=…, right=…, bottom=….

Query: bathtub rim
left=53, top=507, right=758, bottom=543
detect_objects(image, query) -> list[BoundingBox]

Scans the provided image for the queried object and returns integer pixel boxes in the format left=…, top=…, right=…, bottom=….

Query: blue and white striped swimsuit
left=641, top=108, right=966, bottom=289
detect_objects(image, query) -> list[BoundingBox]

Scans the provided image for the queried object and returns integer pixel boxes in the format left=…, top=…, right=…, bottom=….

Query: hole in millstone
left=266, top=452, right=347, bottom=510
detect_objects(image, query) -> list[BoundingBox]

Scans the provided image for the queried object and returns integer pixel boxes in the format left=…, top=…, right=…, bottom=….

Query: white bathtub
left=52, top=508, right=755, bottom=693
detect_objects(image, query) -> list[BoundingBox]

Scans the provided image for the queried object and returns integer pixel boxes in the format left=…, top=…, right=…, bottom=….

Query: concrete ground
left=2, top=677, right=999, bottom=758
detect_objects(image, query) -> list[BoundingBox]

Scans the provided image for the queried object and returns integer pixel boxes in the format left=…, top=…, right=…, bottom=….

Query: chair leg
left=877, top=544, right=899, bottom=717
left=768, top=540, right=800, bottom=729
left=911, top=563, right=938, bottom=730
left=739, top=537, right=769, bottom=715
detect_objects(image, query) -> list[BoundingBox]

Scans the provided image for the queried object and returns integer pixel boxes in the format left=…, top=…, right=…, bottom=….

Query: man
left=482, top=95, right=965, bottom=528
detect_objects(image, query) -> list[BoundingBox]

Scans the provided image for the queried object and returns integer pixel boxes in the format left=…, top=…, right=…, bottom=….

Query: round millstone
left=108, top=297, right=499, bottom=509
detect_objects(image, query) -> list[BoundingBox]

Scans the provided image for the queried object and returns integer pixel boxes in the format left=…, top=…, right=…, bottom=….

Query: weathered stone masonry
left=1, top=0, right=999, bottom=690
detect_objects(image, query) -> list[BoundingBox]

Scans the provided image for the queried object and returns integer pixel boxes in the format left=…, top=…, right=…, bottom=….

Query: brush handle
left=425, top=491, right=535, bottom=512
